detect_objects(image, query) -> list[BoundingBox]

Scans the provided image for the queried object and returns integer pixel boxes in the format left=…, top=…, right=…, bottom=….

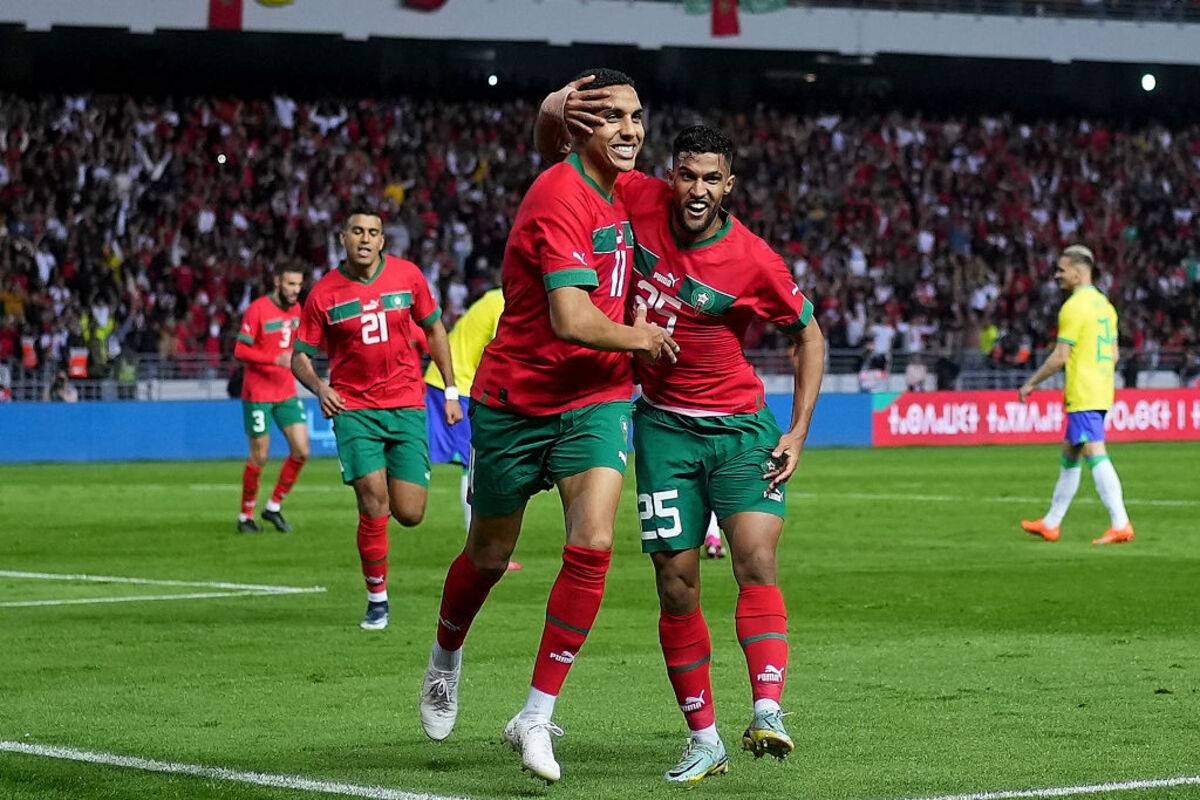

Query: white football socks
left=431, top=641, right=461, bottom=672
left=520, top=687, right=557, bottom=720
left=691, top=723, right=721, bottom=746
left=1090, top=456, right=1129, bottom=528
left=1044, top=458, right=1082, bottom=527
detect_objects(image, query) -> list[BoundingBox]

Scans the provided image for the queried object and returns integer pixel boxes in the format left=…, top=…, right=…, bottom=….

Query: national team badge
left=694, top=290, right=713, bottom=311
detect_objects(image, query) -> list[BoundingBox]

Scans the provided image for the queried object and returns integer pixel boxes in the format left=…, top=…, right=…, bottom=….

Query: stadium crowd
left=0, top=92, right=1198, bottom=396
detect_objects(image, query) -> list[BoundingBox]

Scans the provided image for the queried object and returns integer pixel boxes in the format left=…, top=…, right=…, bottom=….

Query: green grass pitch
left=1, top=442, right=1198, bottom=800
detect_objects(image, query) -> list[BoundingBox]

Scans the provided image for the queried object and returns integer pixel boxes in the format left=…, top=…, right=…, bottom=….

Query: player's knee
left=465, top=535, right=515, bottom=573
left=733, top=552, right=777, bottom=586
left=356, top=494, right=389, bottom=519
left=248, top=450, right=269, bottom=468
left=391, top=502, right=424, bottom=527
left=658, top=579, right=699, bottom=616
left=290, top=446, right=309, bottom=463
left=565, top=526, right=614, bottom=551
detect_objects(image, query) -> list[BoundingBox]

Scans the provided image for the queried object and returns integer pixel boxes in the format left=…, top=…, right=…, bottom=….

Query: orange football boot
left=1021, top=518, right=1060, bottom=542
left=1092, top=522, right=1135, bottom=545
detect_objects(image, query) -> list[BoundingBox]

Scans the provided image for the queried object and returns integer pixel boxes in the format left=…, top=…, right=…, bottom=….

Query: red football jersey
left=621, top=173, right=814, bottom=415
left=235, top=294, right=300, bottom=402
left=472, top=153, right=635, bottom=415
left=295, top=256, right=440, bottom=411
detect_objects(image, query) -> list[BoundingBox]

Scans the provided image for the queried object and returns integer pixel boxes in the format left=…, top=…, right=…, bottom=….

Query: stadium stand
left=1, top=92, right=1197, bottom=400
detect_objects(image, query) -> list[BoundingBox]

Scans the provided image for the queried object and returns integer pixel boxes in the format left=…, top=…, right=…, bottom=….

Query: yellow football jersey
left=1056, top=286, right=1118, bottom=412
left=424, top=288, right=504, bottom=393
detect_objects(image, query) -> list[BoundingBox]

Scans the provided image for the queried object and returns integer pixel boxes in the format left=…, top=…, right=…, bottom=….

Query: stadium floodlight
left=488, top=74, right=499, bottom=87
left=1141, top=73, right=1156, bottom=92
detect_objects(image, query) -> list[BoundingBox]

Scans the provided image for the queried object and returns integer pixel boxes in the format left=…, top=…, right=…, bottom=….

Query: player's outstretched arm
left=424, top=319, right=464, bottom=425
left=765, top=320, right=826, bottom=491
left=291, top=350, right=345, bottom=418
left=534, top=75, right=611, bottom=163
left=1018, top=341, right=1071, bottom=402
left=548, top=288, right=678, bottom=362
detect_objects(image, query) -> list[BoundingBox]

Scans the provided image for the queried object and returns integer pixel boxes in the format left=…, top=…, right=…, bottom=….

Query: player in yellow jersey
left=423, top=288, right=519, bottom=568
left=1018, top=245, right=1134, bottom=545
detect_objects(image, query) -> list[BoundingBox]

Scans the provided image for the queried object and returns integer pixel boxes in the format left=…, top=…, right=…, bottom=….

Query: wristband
left=444, top=386, right=460, bottom=401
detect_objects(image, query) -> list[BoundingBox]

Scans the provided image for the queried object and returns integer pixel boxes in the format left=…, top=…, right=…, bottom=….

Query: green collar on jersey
left=565, top=153, right=614, bottom=204
left=338, top=256, right=385, bottom=285
left=674, top=213, right=732, bottom=251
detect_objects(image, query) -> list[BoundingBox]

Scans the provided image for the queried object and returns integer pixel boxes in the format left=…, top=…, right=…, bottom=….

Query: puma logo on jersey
left=549, top=650, right=576, bottom=664
left=681, top=690, right=706, bottom=712
left=618, top=451, right=628, bottom=465
left=362, top=299, right=380, bottom=312
left=757, top=665, right=785, bottom=684
left=764, top=487, right=784, bottom=503
left=791, top=285, right=801, bottom=295
left=572, top=251, right=589, bottom=266
left=653, top=271, right=680, bottom=289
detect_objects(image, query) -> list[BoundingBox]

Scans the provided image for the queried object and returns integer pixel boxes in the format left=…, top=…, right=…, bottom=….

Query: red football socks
left=435, top=551, right=504, bottom=651
left=530, top=545, right=611, bottom=696
left=660, top=608, right=716, bottom=731
left=357, top=514, right=389, bottom=596
left=240, top=461, right=262, bottom=517
left=270, top=455, right=305, bottom=505
left=735, top=584, right=789, bottom=704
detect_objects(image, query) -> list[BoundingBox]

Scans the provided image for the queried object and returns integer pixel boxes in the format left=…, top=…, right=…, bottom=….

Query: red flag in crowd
left=208, top=0, right=243, bottom=30
left=712, top=0, right=740, bottom=36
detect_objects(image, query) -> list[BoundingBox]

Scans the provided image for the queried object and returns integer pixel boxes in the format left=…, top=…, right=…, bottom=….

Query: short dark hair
left=344, top=206, right=383, bottom=228
left=672, top=125, right=734, bottom=172
left=274, top=261, right=306, bottom=278
left=570, top=67, right=636, bottom=91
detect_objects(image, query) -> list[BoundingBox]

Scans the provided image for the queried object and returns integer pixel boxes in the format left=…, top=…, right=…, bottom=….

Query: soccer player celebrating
left=233, top=264, right=309, bottom=534
left=418, top=69, right=677, bottom=784
left=1019, top=245, right=1134, bottom=545
left=292, top=209, right=462, bottom=630
left=630, top=127, right=823, bottom=781
left=543, top=90, right=824, bottom=780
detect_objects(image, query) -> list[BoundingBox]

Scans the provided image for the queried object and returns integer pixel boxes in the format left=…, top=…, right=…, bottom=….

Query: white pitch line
left=900, top=774, right=1200, bottom=800
left=793, top=492, right=1200, bottom=508
left=0, top=590, right=289, bottom=608
left=0, top=570, right=325, bottom=595
left=0, top=741, right=466, bottom=800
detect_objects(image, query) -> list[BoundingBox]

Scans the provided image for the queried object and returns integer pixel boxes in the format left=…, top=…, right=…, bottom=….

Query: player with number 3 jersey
left=233, top=264, right=309, bottom=535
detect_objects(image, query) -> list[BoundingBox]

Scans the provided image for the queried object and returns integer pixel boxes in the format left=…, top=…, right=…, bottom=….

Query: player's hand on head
left=764, top=432, right=805, bottom=491
left=563, top=75, right=611, bottom=136
left=445, top=399, right=464, bottom=426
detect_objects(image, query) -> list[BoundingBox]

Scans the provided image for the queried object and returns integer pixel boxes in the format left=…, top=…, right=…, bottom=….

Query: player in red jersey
left=544, top=92, right=826, bottom=781
left=292, top=209, right=462, bottom=631
left=233, top=264, right=309, bottom=535
left=419, top=69, right=677, bottom=784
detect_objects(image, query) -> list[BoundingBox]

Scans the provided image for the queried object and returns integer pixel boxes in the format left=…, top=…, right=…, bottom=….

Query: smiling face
left=578, top=84, right=644, bottom=181
left=341, top=214, right=384, bottom=271
left=669, top=151, right=734, bottom=240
